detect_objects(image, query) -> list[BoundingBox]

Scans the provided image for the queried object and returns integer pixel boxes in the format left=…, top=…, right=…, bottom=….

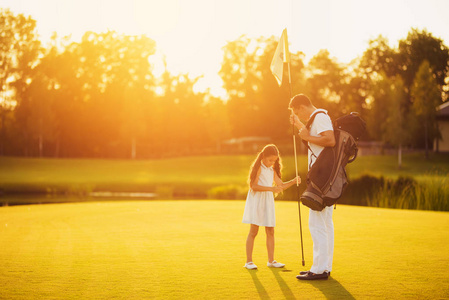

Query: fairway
left=2, top=154, right=449, bottom=207
left=1, top=201, right=448, bottom=299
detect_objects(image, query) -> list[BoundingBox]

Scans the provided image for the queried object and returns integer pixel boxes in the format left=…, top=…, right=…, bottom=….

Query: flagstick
left=287, top=61, right=305, bottom=267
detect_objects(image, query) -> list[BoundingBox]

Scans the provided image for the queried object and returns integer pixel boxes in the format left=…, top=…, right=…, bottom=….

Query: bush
left=341, top=174, right=385, bottom=206
left=343, top=174, right=448, bottom=211
left=414, top=176, right=449, bottom=211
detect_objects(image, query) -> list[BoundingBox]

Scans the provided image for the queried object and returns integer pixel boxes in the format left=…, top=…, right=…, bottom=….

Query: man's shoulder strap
left=303, top=110, right=330, bottom=170
left=305, top=110, right=327, bottom=130
left=302, top=110, right=328, bottom=154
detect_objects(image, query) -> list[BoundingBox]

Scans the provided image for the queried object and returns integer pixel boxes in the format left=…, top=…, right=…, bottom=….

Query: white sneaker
left=267, top=260, right=285, bottom=268
left=244, top=262, right=258, bottom=269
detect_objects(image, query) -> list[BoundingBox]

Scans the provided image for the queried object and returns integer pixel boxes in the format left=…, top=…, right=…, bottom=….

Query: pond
left=0, top=192, right=157, bottom=206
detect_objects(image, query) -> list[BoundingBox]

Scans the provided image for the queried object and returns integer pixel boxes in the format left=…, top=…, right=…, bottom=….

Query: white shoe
left=267, top=260, right=285, bottom=268
left=244, top=262, right=258, bottom=269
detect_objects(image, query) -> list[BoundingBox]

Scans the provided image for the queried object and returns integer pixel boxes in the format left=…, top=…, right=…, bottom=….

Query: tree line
left=1, top=9, right=448, bottom=159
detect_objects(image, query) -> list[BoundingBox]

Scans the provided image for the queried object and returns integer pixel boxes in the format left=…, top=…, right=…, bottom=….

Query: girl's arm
left=274, top=174, right=301, bottom=190
left=251, top=167, right=283, bottom=193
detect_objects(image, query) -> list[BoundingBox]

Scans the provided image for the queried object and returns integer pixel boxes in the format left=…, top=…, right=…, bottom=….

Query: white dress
left=242, top=162, right=276, bottom=227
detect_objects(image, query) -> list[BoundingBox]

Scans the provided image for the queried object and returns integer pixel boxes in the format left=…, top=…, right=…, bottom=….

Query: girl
left=242, top=144, right=301, bottom=269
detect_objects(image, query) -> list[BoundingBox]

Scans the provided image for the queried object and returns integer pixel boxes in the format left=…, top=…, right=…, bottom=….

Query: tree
left=103, top=33, right=156, bottom=159
left=361, top=29, right=449, bottom=149
left=340, top=70, right=370, bottom=119
left=382, top=75, right=412, bottom=168
left=41, top=31, right=157, bottom=158
left=305, top=50, right=371, bottom=127
left=366, top=72, right=391, bottom=143
left=360, top=35, right=398, bottom=79
left=219, top=35, right=304, bottom=139
left=411, top=60, right=441, bottom=159
left=22, top=72, right=57, bottom=157
left=256, top=36, right=296, bottom=139
left=0, top=9, right=41, bottom=155
left=203, top=95, right=231, bottom=152
left=398, top=29, right=449, bottom=98
left=153, top=69, right=210, bottom=156
left=220, top=36, right=264, bottom=137
left=17, top=35, right=69, bottom=157
left=305, top=50, right=346, bottom=117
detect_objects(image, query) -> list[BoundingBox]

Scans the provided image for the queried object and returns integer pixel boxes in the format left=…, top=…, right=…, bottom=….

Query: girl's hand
left=273, top=186, right=283, bottom=193
left=290, top=176, right=301, bottom=187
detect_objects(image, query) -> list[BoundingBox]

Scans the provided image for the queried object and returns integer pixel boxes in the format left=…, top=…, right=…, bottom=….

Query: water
left=0, top=192, right=157, bottom=206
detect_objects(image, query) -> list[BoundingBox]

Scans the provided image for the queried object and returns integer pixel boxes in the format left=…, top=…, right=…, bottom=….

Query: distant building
left=435, top=102, right=449, bottom=152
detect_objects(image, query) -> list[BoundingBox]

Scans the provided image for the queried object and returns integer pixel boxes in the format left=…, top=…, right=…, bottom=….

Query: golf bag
left=300, top=112, right=366, bottom=211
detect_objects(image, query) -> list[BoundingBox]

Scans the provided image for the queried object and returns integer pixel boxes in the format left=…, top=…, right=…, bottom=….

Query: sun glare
left=133, top=0, right=180, bottom=38
left=3, top=0, right=449, bottom=100
left=89, top=0, right=226, bottom=98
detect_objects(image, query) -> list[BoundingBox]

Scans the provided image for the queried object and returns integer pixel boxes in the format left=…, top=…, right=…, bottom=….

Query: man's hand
left=290, top=113, right=305, bottom=131
left=298, top=127, right=310, bottom=141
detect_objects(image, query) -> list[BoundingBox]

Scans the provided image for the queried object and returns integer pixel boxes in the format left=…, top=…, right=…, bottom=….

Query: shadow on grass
left=247, top=269, right=270, bottom=299
left=305, top=276, right=355, bottom=299
left=269, top=268, right=297, bottom=299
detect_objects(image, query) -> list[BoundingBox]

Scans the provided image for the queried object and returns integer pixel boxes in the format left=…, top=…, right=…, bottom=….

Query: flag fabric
left=270, top=28, right=290, bottom=86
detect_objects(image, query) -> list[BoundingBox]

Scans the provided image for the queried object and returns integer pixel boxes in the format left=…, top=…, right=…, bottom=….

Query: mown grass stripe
left=0, top=201, right=448, bottom=299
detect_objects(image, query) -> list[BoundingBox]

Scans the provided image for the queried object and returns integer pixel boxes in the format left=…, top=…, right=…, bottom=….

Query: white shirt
left=308, top=109, right=333, bottom=169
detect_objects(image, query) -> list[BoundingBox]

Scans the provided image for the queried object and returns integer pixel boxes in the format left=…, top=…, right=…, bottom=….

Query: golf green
left=1, top=201, right=448, bottom=299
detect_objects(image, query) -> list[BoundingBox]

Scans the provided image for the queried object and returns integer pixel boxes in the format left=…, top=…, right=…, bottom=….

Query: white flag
left=270, top=28, right=290, bottom=86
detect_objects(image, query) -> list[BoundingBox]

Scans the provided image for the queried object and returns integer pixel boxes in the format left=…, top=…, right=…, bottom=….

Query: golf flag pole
left=270, top=28, right=289, bottom=86
left=290, top=82, right=305, bottom=268
left=271, top=28, right=305, bottom=267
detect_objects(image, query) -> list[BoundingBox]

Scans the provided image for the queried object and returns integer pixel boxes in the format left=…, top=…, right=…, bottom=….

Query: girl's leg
left=246, top=224, right=259, bottom=262
left=265, top=226, right=275, bottom=263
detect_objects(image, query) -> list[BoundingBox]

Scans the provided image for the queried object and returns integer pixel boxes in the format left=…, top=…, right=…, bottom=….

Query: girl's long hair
left=248, top=144, right=282, bottom=187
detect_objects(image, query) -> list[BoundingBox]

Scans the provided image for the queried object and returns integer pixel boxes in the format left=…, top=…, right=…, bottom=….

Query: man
left=289, top=94, right=336, bottom=280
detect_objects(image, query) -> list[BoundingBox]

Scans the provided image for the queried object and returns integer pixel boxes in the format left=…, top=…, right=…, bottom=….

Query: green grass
left=1, top=153, right=448, bottom=208
left=1, top=153, right=448, bottom=192
left=0, top=200, right=448, bottom=299
left=345, top=153, right=449, bottom=181
left=0, top=155, right=261, bottom=194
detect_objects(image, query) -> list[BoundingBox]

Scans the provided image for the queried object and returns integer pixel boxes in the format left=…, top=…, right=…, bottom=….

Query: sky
left=1, top=0, right=449, bottom=99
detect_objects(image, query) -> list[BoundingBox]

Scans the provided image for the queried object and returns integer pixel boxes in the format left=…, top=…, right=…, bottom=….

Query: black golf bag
left=300, top=112, right=366, bottom=211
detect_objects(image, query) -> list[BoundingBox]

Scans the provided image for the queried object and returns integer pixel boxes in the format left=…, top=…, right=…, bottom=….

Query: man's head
left=289, top=94, right=315, bottom=121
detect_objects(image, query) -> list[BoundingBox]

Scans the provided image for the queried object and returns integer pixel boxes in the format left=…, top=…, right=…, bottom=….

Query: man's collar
left=309, top=109, right=328, bottom=119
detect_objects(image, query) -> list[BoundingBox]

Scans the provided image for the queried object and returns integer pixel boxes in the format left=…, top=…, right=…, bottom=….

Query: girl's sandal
left=244, top=262, right=258, bottom=269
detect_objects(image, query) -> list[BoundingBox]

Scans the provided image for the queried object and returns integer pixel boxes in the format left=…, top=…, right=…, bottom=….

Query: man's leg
left=323, top=205, right=334, bottom=273
left=308, top=208, right=329, bottom=274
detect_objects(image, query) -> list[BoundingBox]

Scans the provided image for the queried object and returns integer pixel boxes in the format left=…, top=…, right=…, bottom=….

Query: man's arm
left=299, top=129, right=336, bottom=147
